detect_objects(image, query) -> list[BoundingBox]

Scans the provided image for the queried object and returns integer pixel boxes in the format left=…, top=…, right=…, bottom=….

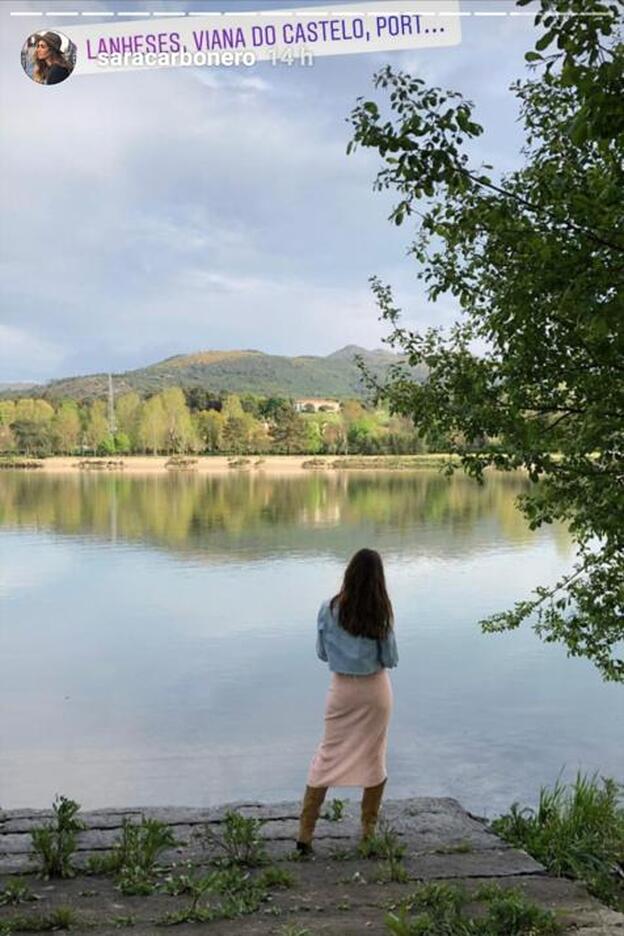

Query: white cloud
left=0, top=325, right=64, bottom=380
left=0, top=1, right=530, bottom=379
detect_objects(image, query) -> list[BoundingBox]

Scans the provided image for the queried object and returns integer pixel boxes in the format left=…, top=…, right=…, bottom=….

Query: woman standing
left=32, top=33, right=72, bottom=85
left=297, top=548, right=398, bottom=854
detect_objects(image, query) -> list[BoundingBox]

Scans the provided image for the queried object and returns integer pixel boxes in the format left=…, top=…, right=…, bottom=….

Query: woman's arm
left=316, top=602, right=328, bottom=662
left=379, top=629, right=399, bottom=668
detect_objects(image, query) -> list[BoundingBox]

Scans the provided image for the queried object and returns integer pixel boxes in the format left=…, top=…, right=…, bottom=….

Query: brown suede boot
left=296, top=785, right=328, bottom=854
left=361, top=778, right=387, bottom=841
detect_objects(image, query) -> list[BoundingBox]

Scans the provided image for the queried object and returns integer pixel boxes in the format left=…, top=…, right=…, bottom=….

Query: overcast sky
left=0, top=0, right=536, bottom=382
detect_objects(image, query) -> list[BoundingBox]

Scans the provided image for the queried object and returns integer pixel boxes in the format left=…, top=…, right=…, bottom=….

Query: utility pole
left=107, top=374, right=117, bottom=437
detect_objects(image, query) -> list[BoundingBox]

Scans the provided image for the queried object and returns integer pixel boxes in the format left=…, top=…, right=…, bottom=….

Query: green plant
left=0, top=879, right=36, bottom=907
left=286, top=848, right=309, bottom=863
left=359, top=820, right=407, bottom=883
left=111, top=916, right=136, bottom=928
left=258, top=866, right=295, bottom=889
left=49, top=907, right=76, bottom=930
left=117, top=866, right=155, bottom=896
left=30, top=796, right=85, bottom=879
left=358, top=833, right=385, bottom=859
left=403, top=882, right=467, bottom=918
left=275, top=926, right=312, bottom=936
left=159, top=865, right=270, bottom=926
left=199, top=810, right=268, bottom=867
left=322, top=798, right=346, bottom=822
left=384, top=881, right=562, bottom=935
left=85, top=853, right=118, bottom=875
left=0, top=906, right=78, bottom=932
left=492, top=773, right=624, bottom=911
left=101, top=816, right=176, bottom=895
left=485, top=886, right=562, bottom=935
left=114, top=817, right=176, bottom=871
left=348, top=0, right=624, bottom=682
left=434, top=840, right=474, bottom=855
left=159, top=864, right=197, bottom=896
left=328, top=846, right=353, bottom=861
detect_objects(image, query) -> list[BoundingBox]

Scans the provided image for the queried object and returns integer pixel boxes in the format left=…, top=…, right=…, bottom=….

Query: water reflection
left=2, top=470, right=618, bottom=817
left=0, top=469, right=571, bottom=561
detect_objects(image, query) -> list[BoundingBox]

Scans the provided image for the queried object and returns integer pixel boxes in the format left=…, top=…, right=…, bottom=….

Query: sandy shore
left=22, top=454, right=453, bottom=474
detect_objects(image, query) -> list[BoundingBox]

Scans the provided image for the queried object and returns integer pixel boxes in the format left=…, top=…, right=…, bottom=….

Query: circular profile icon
left=21, top=31, right=76, bottom=85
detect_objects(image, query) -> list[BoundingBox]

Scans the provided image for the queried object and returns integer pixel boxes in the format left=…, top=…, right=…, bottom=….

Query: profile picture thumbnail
left=21, top=31, right=76, bottom=85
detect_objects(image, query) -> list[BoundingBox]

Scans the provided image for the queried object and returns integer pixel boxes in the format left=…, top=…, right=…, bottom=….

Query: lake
left=1, top=468, right=622, bottom=817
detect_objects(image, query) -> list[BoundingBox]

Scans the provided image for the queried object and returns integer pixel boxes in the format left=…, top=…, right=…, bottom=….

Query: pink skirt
left=307, top=669, right=393, bottom=788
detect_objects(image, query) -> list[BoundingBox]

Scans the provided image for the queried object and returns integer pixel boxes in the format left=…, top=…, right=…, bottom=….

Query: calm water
left=1, top=469, right=622, bottom=816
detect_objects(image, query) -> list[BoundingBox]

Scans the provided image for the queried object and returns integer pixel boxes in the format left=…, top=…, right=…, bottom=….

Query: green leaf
left=535, top=30, right=556, bottom=51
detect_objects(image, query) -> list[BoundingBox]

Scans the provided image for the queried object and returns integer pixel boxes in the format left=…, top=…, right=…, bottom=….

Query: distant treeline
left=0, top=388, right=450, bottom=457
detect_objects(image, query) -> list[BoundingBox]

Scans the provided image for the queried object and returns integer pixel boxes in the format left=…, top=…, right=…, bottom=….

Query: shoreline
left=2, top=797, right=621, bottom=934
left=0, top=454, right=460, bottom=475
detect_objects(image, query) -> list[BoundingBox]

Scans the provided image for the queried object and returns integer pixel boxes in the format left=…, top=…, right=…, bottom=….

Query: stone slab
left=0, top=797, right=541, bottom=878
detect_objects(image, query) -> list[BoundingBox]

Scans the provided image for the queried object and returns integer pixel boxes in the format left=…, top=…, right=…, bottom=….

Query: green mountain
left=14, top=346, right=424, bottom=402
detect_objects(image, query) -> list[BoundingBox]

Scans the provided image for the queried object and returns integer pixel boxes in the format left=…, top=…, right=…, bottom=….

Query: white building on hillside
left=294, top=398, right=341, bottom=413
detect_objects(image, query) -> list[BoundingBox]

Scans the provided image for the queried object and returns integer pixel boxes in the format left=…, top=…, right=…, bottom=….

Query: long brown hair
left=330, top=548, right=393, bottom=639
left=32, top=34, right=70, bottom=85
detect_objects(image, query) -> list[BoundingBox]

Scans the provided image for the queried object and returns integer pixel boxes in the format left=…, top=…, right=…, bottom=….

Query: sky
left=0, top=0, right=537, bottom=383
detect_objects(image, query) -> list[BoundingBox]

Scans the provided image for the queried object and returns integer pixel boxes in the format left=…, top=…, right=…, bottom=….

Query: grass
left=196, top=810, right=268, bottom=867
left=384, top=882, right=562, bottom=935
left=85, top=816, right=176, bottom=895
left=358, top=820, right=409, bottom=883
left=328, top=846, right=353, bottom=861
left=112, top=817, right=176, bottom=895
left=158, top=863, right=293, bottom=925
left=257, top=866, right=296, bottom=889
left=434, top=840, right=474, bottom=855
left=0, top=880, right=36, bottom=907
left=157, top=864, right=278, bottom=925
left=0, top=906, right=78, bottom=932
left=492, top=772, right=624, bottom=911
left=322, top=798, right=346, bottom=822
left=30, top=797, right=85, bottom=880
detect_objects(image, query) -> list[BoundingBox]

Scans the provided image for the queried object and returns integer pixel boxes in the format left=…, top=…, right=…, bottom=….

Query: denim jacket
left=316, top=599, right=399, bottom=675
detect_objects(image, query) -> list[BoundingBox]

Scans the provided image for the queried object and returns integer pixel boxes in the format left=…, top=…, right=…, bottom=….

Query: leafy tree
left=52, top=401, right=81, bottom=454
left=12, top=420, right=52, bottom=456
left=348, top=0, right=623, bottom=679
left=220, top=395, right=262, bottom=453
left=221, top=394, right=245, bottom=421
left=258, top=396, right=289, bottom=420
left=269, top=403, right=308, bottom=454
left=322, top=420, right=346, bottom=455
left=247, top=416, right=271, bottom=453
left=184, top=388, right=221, bottom=412
left=114, top=432, right=132, bottom=454
left=15, top=398, right=54, bottom=426
left=0, top=423, right=16, bottom=453
left=138, top=395, right=166, bottom=454
left=98, top=435, right=117, bottom=456
left=305, top=418, right=324, bottom=454
left=195, top=409, right=225, bottom=453
left=221, top=415, right=249, bottom=454
left=161, top=387, right=196, bottom=452
left=0, top=400, right=16, bottom=426
left=116, top=392, right=142, bottom=449
left=86, top=401, right=110, bottom=453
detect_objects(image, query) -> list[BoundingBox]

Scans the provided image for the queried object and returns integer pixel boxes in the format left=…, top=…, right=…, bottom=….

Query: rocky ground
left=1, top=798, right=623, bottom=935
